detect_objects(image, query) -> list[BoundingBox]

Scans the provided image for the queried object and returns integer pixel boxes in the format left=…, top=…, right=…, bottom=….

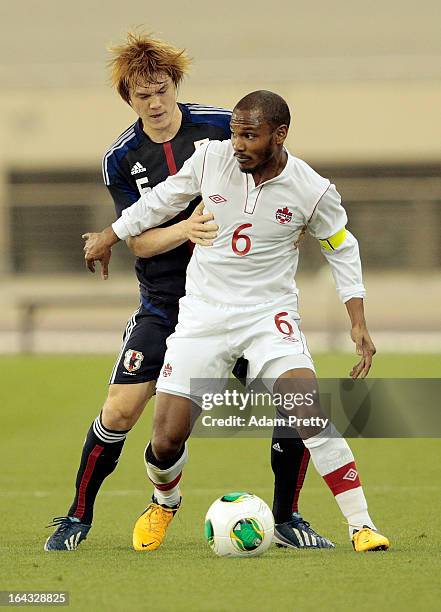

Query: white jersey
left=113, top=140, right=365, bottom=306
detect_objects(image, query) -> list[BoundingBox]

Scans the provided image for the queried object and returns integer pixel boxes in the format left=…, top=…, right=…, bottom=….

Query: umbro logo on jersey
left=163, top=363, right=173, bottom=377
left=343, top=468, right=358, bottom=481
left=272, top=442, right=283, bottom=452
left=276, top=206, right=293, bottom=224
left=131, top=162, right=146, bottom=175
left=208, top=194, right=227, bottom=204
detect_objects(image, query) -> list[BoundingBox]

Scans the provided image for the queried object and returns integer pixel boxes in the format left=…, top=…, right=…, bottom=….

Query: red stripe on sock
left=323, top=461, right=361, bottom=496
left=292, top=448, right=310, bottom=513
left=73, top=444, right=104, bottom=519
left=150, top=472, right=182, bottom=491
left=163, top=142, right=177, bottom=175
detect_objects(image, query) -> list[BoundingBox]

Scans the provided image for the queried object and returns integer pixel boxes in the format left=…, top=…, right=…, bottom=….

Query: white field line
left=1, top=485, right=440, bottom=498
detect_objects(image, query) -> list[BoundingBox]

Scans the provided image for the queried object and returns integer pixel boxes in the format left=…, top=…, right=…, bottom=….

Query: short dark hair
left=234, top=90, right=291, bottom=128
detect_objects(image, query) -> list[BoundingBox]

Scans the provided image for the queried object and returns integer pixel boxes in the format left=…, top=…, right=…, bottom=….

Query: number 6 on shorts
left=274, top=311, right=294, bottom=336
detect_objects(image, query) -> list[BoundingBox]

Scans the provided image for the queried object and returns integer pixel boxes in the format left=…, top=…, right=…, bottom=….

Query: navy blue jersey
left=102, top=103, right=231, bottom=306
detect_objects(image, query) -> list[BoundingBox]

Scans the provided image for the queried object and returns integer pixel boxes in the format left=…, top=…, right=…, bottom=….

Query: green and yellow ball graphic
left=220, top=492, right=252, bottom=503
left=204, top=519, right=215, bottom=549
left=230, top=518, right=264, bottom=552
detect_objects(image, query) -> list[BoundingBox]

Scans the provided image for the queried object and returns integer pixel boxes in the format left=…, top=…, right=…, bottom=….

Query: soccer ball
left=204, top=492, right=274, bottom=557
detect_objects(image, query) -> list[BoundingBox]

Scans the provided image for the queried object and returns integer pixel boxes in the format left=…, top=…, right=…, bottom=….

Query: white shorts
left=156, top=294, right=314, bottom=398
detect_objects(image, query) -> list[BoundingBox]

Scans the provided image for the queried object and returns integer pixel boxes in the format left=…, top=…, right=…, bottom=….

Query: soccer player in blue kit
left=45, top=32, right=332, bottom=551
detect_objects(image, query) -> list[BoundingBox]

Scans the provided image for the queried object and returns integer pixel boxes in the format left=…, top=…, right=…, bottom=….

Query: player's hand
left=82, top=228, right=118, bottom=279
left=349, top=324, right=376, bottom=379
left=182, top=201, right=218, bottom=246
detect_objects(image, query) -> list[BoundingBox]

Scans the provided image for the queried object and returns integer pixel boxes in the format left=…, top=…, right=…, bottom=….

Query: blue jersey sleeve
left=106, top=169, right=139, bottom=218
left=101, top=123, right=140, bottom=217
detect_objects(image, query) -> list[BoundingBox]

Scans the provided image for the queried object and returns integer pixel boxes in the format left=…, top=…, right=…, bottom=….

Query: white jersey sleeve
left=111, top=143, right=209, bottom=240
left=307, top=184, right=366, bottom=303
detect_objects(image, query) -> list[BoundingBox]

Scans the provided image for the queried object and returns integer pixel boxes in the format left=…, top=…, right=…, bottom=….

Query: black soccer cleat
left=44, top=516, right=91, bottom=551
left=274, top=512, right=335, bottom=549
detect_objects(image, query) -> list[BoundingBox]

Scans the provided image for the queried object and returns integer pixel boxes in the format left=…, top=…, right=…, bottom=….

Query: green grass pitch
left=1, top=354, right=440, bottom=611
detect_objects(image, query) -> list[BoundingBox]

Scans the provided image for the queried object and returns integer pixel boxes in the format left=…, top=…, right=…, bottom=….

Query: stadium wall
left=1, top=81, right=441, bottom=167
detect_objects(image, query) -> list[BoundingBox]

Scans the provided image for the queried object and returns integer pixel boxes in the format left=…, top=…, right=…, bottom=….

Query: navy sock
left=67, top=415, right=129, bottom=524
left=271, top=427, right=310, bottom=524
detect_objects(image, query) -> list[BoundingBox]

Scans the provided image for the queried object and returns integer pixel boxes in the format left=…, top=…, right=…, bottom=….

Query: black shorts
left=109, top=302, right=179, bottom=385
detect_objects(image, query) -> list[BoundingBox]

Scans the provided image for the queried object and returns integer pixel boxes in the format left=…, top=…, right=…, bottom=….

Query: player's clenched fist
left=181, top=201, right=218, bottom=246
left=82, top=227, right=119, bottom=279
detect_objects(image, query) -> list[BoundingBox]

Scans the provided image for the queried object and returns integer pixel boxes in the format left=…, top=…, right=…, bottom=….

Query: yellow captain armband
left=318, top=227, right=347, bottom=251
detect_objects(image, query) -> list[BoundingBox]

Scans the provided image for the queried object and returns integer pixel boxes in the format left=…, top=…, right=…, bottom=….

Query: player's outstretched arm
left=314, top=230, right=375, bottom=378
left=127, top=202, right=218, bottom=257
left=82, top=143, right=209, bottom=275
left=112, top=144, right=207, bottom=241
left=307, top=184, right=375, bottom=376
left=345, top=297, right=376, bottom=379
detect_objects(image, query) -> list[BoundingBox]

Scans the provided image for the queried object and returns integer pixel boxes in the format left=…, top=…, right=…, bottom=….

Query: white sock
left=303, top=425, right=375, bottom=538
left=153, top=486, right=181, bottom=508
left=145, top=443, right=188, bottom=508
left=336, top=489, right=376, bottom=537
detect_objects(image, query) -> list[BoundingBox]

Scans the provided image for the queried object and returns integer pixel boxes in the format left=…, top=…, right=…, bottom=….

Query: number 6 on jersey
left=232, top=224, right=253, bottom=256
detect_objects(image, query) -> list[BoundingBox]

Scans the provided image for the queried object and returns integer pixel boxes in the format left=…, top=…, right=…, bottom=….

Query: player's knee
left=101, top=402, right=138, bottom=430
left=102, top=385, right=153, bottom=429
left=151, top=433, right=185, bottom=462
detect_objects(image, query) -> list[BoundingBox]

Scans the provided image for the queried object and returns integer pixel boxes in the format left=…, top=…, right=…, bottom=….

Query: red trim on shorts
left=323, top=461, right=361, bottom=496
left=163, top=142, right=178, bottom=175
left=150, top=472, right=182, bottom=491
left=292, top=448, right=310, bottom=513
left=73, top=444, right=104, bottom=519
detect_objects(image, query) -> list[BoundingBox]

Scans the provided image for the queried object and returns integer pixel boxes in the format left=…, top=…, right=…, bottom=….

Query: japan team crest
left=123, top=349, right=144, bottom=372
left=275, top=206, right=293, bottom=224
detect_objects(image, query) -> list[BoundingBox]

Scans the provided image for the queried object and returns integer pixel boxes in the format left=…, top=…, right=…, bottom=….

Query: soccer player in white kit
left=83, top=90, right=390, bottom=552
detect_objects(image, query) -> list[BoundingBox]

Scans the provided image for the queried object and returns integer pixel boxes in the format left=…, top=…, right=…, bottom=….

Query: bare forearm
left=127, top=222, right=188, bottom=258
left=345, top=297, right=376, bottom=378
left=126, top=201, right=218, bottom=257
left=345, top=297, right=367, bottom=327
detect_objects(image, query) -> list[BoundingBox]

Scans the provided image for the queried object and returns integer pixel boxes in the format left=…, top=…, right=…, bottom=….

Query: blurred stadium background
left=1, top=0, right=440, bottom=356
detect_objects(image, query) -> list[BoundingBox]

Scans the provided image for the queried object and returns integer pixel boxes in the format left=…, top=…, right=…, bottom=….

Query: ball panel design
left=205, top=492, right=274, bottom=557
left=230, top=518, right=264, bottom=552
left=220, top=492, right=252, bottom=503
left=204, top=519, right=215, bottom=548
